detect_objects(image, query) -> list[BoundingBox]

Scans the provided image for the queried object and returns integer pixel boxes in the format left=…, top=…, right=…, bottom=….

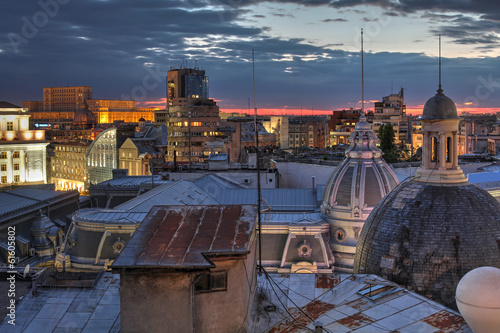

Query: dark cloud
left=322, top=18, right=348, bottom=22
left=1, top=0, right=500, bottom=112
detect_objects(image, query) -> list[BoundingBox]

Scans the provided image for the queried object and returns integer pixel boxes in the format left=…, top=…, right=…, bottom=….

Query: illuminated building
left=372, top=88, right=409, bottom=145
left=166, top=67, right=208, bottom=107
left=0, top=102, right=48, bottom=185
left=119, top=138, right=165, bottom=175
left=288, top=116, right=329, bottom=148
left=158, top=67, right=227, bottom=162
left=24, top=87, right=155, bottom=125
left=51, top=142, right=91, bottom=194
left=86, top=126, right=135, bottom=185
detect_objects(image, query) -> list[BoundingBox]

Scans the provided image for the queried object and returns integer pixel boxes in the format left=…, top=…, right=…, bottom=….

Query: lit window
left=13, top=151, right=19, bottom=158
left=13, top=164, right=19, bottom=171
left=0, top=164, right=6, bottom=171
left=14, top=175, right=19, bottom=182
left=1, top=176, right=6, bottom=183
left=6, top=122, right=13, bottom=131
left=0, top=152, right=6, bottom=159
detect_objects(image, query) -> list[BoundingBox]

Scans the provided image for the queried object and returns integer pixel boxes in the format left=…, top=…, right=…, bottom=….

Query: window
left=0, top=164, right=5, bottom=171
left=6, top=122, right=13, bottom=131
left=13, top=151, right=19, bottom=158
left=1, top=176, right=6, bottom=183
left=194, top=271, right=227, bottom=293
left=0, top=152, right=6, bottom=159
left=14, top=175, right=19, bottom=182
left=13, top=164, right=19, bottom=171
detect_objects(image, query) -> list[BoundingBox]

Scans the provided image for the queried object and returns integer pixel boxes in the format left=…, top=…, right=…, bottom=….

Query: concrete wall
left=120, top=272, right=193, bottom=333
left=120, top=239, right=257, bottom=333
left=277, top=161, right=337, bottom=188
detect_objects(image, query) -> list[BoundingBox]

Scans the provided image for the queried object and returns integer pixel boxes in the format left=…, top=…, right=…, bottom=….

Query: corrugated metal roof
left=73, top=209, right=147, bottom=224
left=114, top=180, right=219, bottom=212
left=215, top=188, right=317, bottom=211
left=9, top=188, right=71, bottom=201
left=255, top=273, right=471, bottom=332
left=112, top=205, right=257, bottom=269
left=95, top=175, right=164, bottom=187
left=0, top=193, right=38, bottom=215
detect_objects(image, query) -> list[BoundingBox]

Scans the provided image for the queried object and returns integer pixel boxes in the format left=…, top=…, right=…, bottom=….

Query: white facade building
left=0, top=102, right=48, bottom=185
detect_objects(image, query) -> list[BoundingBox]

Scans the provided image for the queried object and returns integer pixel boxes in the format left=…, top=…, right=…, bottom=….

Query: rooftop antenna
left=252, top=48, right=263, bottom=275
left=437, top=34, right=443, bottom=95
left=361, top=28, right=365, bottom=115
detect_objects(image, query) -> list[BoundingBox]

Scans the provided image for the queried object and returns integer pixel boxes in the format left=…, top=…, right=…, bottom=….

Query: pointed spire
left=437, top=34, right=444, bottom=96
left=361, top=29, right=365, bottom=114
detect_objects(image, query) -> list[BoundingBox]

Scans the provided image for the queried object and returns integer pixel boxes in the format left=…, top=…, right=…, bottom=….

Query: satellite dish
left=23, top=264, right=30, bottom=278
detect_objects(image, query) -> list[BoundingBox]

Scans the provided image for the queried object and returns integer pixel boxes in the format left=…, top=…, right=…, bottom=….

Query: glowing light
left=20, top=118, right=29, bottom=129
left=6, top=132, right=14, bottom=140
left=35, top=131, right=44, bottom=140
left=24, top=132, right=32, bottom=140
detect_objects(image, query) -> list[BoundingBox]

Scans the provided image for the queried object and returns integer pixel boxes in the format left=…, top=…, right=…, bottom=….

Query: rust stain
left=337, top=313, right=374, bottom=329
left=268, top=300, right=335, bottom=333
left=316, top=274, right=341, bottom=289
left=346, top=298, right=370, bottom=310
left=423, top=310, right=467, bottom=332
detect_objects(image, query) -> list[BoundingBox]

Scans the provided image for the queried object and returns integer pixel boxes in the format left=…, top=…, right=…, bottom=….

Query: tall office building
left=42, top=86, right=93, bottom=111
left=166, top=67, right=209, bottom=107
left=158, top=67, right=224, bottom=163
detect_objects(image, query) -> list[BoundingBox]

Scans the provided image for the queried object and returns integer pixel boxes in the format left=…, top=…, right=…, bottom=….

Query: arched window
left=431, top=136, right=438, bottom=162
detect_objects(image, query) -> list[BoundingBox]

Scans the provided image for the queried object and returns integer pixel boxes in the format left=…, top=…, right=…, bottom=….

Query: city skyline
left=1, top=1, right=500, bottom=115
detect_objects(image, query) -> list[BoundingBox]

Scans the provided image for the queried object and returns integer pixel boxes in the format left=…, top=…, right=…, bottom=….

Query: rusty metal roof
left=112, top=205, right=257, bottom=269
left=253, top=273, right=471, bottom=333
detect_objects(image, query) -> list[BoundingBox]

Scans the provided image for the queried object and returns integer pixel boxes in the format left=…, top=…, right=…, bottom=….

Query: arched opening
left=431, top=136, right=438, bottom=162
left=446, top=137, right=452, bottom=163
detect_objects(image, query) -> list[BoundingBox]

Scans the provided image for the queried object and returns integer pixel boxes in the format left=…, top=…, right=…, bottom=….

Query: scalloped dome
left=321, top=114, right=400, bottom=272
left=421, top=90, right=458, bottom=119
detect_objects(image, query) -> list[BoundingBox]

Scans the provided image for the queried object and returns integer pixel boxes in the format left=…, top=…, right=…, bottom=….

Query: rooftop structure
left=321, top=115, right=399, bottom=272
left=354, top=84, right=500, bottom=308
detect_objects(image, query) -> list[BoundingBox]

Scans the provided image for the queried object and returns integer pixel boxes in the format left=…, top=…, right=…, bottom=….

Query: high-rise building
left=166, top=67, right=208, bottom=107
left=158, top=67, right=226, bottom=163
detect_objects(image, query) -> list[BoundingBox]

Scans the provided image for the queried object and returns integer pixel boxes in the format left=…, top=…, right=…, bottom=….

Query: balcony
left=0, top=130, right=46, bottom=143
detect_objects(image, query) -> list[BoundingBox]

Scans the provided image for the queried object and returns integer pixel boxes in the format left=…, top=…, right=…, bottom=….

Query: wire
left=264, top=271, right=315, bottom=332
left=263, top=270, right=334, bottom=333
left=237, top=237, right=259, bottom=333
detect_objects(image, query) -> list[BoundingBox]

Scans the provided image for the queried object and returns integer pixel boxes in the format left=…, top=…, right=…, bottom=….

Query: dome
left=421, top=89, right=458, bottom=120
left=321, top=114, right=400, bottom=272
left=73, top=102, right=97, bottom=127
left=354, top=180, right=500, bottom=308
left=138, top=117, right=145, bottom=122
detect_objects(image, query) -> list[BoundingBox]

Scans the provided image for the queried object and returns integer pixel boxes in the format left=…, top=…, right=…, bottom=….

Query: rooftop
left=2, top=272, right=470, bottom=332
left=112, top=205, right=257, bottom=269
left=253, top=273, right=471, bottom=332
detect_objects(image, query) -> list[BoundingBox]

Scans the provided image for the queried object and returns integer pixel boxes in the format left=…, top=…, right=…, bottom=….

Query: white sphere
left=456, top=266, right=500, bottom=333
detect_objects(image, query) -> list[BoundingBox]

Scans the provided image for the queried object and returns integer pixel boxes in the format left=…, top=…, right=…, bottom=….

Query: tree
left=377, top=123, right=398, bottom=163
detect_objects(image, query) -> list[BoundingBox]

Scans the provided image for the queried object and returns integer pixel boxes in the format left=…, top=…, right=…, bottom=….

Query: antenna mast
left=438, top=34, right=443, bottom=95
left=252, top=49, right=263, bottom=274
left=361, top=29, right=365, bottom=114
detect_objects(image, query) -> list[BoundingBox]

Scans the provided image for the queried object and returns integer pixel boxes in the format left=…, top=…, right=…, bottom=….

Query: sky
left=1, top=0, right=500, bottom=115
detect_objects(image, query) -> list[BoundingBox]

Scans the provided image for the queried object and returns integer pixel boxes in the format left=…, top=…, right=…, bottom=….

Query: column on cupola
left=438, top=132, right=446, bottom=170
left=423, top=131, right=431, bottom=169
left=452, top=131, right=458, bottom=169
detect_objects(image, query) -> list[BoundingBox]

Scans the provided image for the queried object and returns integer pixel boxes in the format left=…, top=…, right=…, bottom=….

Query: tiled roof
left=112, top=205, right=256, bottom=269
left=253, top=273, right=471, bottom=332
